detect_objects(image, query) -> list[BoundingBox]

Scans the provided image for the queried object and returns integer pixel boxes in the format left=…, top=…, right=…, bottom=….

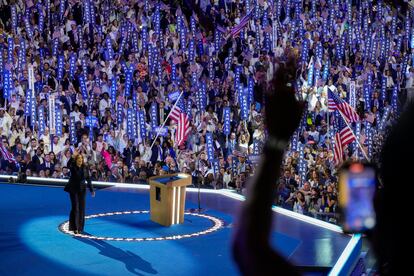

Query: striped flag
left=328, top=89, right=360, bottom=123
left=170, top=105, right=190, bottom=146
left=0, top=144, right=18, bottom=166
left=333, top=115, right=356, bottom=165
left=231, top=10, right=253, bottom=37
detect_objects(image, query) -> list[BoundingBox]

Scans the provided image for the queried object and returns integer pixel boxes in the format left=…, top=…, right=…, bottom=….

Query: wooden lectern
left=149, top=173, right=192, bottom=226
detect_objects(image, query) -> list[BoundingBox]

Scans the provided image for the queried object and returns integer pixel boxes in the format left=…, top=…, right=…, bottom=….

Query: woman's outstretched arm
left=232, top=58, right=304, bottom=276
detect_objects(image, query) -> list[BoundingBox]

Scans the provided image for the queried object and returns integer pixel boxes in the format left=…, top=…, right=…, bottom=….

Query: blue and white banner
left=223, top=107, right=231, bottom=136
left=38, top=5, right=45, bottom=33
left=78, top=74, right=88, bottom=100
left=111, top=76, right=117, bottom=104
left=11, top=5, right=17, bottom=33
left=117, top=103, right=123, bottom=126
left=297, top=144, right=307, bottom=184
left=124, top=66, right=133, bottom=97
left=153, top=126, right=169, bottom=137
left=307, top=63, right=314, bottom=87
left=18, top=40, right=26, bottom=74
left=30, top=94, right=37, bottom=126
left=212, top=159, right=220, bottom=176
left=105, top=37, right=114, bottom=60
left=25, top=91, right=32, bottom=116
left=168, top=91, right=180, bottom=102
left=141, top=26, right=148, bottom=51
left=48, top=95, right=56, bottom=134
left=52, top=38, right=59, bottom=57
left=349, top=81, right=356, bottom=109
left=81, top=57, right=88, bottom=77
left=196, top=81, right=207, bottom=110
left=208, top=56, right=215, bottom=80
left=214, top=28, right=221, bottom=52
left=322, top=62, right=329, bottom=81
left=188, top=39, right=195, bottom=62
left=57, top=55, right=65, bottom=81
left=391, top=86, right=398, bottom=113
left=232, top=156, right=238, bottom=176
left=290, top=131, right=299, bottom=151
left=138, top=110, right=146, bottom=139
left=171, top=64, right=177, bottom=82
left=206, top=132, right=214, bottom=162
left=3, top=70, right=12, bottom=99
left=0, top=45, right=3, bottom=75
left=363, top=84, right=371, bottom=111
left=70, top=116, right=77, bottom=143
left=379, top=106, right=391, bottom=132
left=38, top=106, right=46, bottom=135
left=7, top=37, right=14, bottom=63
left=127, top=108, right=133, bottom=138
left=69, top=53, right=76, bottom=79
left=150, top=102, right=158, bottom=128
left=252, top=139, right=262, bottom=155
left=186, top=98, right=193, bottom=118
left=240, top=87, right=249, bottom=120
left=55, top=108, right=63, bottom=136
left=59, top=0, right=66, bottom=21
left=85, top=115, right=99, bottom=128
left=24, top=16, right=33, bottom=38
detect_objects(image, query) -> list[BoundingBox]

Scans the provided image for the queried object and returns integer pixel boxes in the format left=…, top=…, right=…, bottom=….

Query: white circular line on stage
left=59, top=210, right=224, bottom=241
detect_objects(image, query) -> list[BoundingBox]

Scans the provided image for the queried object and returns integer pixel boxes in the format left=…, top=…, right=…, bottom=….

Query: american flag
left=328, top=89, right=360, bottom=123
left=170, top=105, right=190, bottom=146
left=0, top=144, right=18, bottom=166
left=333, top=114, right=356, bottom=165
left=231, top=10, right=253, bottom=37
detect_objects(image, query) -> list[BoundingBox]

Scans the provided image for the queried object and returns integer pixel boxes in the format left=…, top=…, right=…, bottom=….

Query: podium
left=149, top=173, right=192, bottom=226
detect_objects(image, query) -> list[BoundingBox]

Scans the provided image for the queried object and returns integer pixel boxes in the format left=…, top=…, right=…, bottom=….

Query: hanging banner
left=55, top=108, right=63, bottom=136
left=150, top=102, right=158, bottom=128
left=38, top=106, right=46, bottom=135
left=206, top=132, right=214, bottom=162
left=223, top=107, right=231, bottom=136
left=57, top=55, right=65, bottom=81
left=138, top=110, right=146, bottom=139
left=25, top=91, right=32, bottom=116
left=48, top=95, right=56, bottom=134
left=349, top=81, right=356, bottom=109
left=117, top=103, right=123, bottom=126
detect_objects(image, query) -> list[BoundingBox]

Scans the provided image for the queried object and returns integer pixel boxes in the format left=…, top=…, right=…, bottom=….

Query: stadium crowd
left=0, top=0, right=411, bottom=222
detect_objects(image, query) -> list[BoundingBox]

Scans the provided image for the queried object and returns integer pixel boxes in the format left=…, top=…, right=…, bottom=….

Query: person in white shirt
left=99, top=92, right=111, bottom=115
left=405, top=67, right=414, bottom=105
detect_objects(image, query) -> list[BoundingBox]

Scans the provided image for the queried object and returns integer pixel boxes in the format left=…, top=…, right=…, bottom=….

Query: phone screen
left=339, top=163, right=376, bottom=233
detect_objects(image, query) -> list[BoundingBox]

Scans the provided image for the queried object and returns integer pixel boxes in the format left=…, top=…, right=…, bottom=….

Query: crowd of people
left=0, top=0, right=411, bottom=222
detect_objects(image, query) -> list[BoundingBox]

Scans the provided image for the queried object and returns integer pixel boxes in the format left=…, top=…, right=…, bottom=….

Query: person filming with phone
left=232, top=55, right=413, bottom=275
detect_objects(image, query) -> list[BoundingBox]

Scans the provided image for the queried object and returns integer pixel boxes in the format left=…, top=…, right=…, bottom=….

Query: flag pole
left=149, top=90, right=185, bottom=150
left=336, top=109, right=370, bottom=161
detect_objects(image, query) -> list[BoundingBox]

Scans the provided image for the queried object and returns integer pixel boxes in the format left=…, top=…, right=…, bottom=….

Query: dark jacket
left=64, top=157, right=94, bottom=193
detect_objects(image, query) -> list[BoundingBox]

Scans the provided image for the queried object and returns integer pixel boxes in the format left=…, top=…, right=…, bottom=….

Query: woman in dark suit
left=64, top=150, right=95, bottom=234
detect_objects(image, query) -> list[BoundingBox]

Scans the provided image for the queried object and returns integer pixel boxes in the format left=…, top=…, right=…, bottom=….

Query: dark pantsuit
left=68, top=191, right=86, bottom=232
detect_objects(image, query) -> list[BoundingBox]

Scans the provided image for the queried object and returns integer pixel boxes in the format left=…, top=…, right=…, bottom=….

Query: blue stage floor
left=0, top=183, right=360, bottom=275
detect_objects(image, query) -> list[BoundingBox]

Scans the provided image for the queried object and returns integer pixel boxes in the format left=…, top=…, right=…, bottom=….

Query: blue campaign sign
left=168, top=91, right=180, bottom=102
left=85, top=116, right=99, bottom=128
left=153, top=126, right=169, bottom=137
left=248, top=154, right=261, bottom=164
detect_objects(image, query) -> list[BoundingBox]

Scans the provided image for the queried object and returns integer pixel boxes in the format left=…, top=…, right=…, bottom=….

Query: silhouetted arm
left=232, top=57, right=303, bottom=276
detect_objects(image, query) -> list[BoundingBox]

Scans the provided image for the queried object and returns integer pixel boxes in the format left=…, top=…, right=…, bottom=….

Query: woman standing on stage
left=64, top=150, right=95, bottom=234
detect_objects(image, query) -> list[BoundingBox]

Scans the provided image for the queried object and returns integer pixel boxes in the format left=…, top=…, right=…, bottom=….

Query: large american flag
left=231, top=10, right=253, bottom=37
left=333, top=114, right=356, bottom=165
left=0, top=144, right=18, bottom=165
left=328, top=89, right=360, bottom=123
left=170, top=105, right=190, bottom=146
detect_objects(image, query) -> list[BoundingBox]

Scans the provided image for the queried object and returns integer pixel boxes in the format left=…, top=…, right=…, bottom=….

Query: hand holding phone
left=339, top=162, right=377, bottom=233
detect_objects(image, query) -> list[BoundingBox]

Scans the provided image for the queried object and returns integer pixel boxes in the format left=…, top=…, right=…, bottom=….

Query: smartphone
left=339, top=162, right=376, bottom=233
